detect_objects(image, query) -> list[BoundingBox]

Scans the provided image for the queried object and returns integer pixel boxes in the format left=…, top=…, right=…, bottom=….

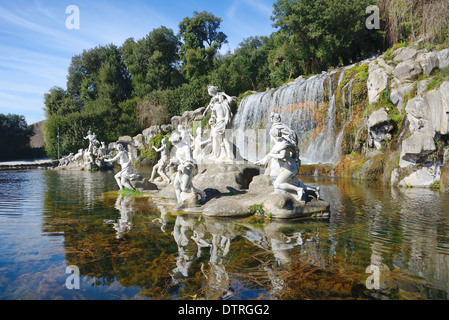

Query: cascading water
left=232, top=63, right=364, bottom=164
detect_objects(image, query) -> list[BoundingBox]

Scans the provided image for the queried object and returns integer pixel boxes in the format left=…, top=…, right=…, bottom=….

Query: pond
left=1, top=168, right=449, bottom=300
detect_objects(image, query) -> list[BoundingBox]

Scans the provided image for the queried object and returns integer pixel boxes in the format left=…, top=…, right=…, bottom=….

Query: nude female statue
left=202, top=85, right=234, bottom=160
left=150, top=138, right=171, bottom=184
left=256, top=113, right=320, bottom=202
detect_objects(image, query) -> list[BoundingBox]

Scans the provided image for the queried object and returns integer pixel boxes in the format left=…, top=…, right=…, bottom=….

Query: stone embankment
left=0, top=158, right=58, bottom=170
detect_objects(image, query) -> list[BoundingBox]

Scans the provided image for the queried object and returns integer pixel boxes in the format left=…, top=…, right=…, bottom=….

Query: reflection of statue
left=256, top=113, right=320, bottom=202
left=169, top=131, right=205, bottom=205
left=150, top=138, right=171, bottom=184
left=203, top=85, right=234, bottom=161
left=112, top=194, right=133, bottom=239
left=105, top=143, right=138, bottom=190
left=171, top=216, right=195, bottom=282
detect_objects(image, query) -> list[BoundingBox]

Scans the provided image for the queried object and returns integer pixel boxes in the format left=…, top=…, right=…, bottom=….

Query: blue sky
left=0, top=0, right=277, bottom=125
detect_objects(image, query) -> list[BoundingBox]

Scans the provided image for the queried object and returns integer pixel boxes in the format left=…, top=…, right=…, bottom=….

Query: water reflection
left=2, top=169, right=449, bottom=299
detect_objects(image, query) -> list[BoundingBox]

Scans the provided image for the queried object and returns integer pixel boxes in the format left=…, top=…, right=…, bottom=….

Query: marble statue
left=97, top=142, right=109, bottom=159
left=84, top=129, right=99, bottom=162
left=72, top=149, right=84, bottom=165
left=203, top=85, right=234, bottom=161
left=256, top=113, right=320, bottom=202
left=169, top=130, right=205, bottom=205
left=193, top=127, right=211, bottom=164
left=59, top=153, right=74, bottom=166
left=150, top=137, right=171, bottom=184
left=105, top=143, right=138, bottom=190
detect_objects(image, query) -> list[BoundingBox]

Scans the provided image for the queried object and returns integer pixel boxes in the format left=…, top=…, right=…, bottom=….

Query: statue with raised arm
left=202, top=85, right=234, bottom=161
left=105, top=143, right=138, bottom=190
left=150, top=137, right=171, bottom=184
left=256, top=113, right=320, bottom=203
left=84, top=129, right=99, bottom=163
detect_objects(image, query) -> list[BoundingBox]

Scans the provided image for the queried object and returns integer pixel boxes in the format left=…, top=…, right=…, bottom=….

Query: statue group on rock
left=58, top=129, right=111, bottom=169
left=56, top=85, right=322, bottom=211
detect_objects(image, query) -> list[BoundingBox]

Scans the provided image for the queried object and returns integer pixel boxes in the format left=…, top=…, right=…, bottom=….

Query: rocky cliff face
left=336, top=44, right=449, bottom=189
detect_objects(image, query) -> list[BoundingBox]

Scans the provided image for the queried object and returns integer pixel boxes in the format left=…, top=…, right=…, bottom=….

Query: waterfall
left=232, top=63, right=365, bottom=164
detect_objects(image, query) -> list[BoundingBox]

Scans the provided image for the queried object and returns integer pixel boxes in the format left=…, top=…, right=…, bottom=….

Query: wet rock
left=202, top=192, right=330, bottom=219
left=398, top=164, right=440, bottom=187
left=176, top=191, right=202, bottom=210
left=367, top=108, right=394, bottom=149
left=399, top=132, right=436, bottom=167
left=130, top=176, right=158, bottom=192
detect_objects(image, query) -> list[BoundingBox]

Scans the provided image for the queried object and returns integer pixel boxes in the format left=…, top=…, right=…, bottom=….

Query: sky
left=0, top=0, right=277, bottom=125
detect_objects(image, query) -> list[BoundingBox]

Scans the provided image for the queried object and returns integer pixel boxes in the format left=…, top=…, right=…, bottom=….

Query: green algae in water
left=119, top=188, right=146, bottom=197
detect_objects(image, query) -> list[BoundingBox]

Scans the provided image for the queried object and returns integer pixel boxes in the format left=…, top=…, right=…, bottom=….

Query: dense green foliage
left=0, top=114, right=44, bottom=161
left=42, top=0, right=447, bottom=158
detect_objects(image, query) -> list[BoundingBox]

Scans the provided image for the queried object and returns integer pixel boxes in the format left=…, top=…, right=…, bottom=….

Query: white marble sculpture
left=72, top=149, right=84, bottom=165
left=58, top=153, right=74, bottom=166
left=105, top=143, right=138, bottom=190
left=169, top=130, right=205, bottom=205
left=97, top=142, right=109, bottom=159
left=203, top=85, right=234, bottom=161
left=150, top=137, right=171, bottom=184
left=84, top=129, right=99, bottom=163
left=256, top=113, right=320, bottom=203
left=193, top=127, right=211, bottom=164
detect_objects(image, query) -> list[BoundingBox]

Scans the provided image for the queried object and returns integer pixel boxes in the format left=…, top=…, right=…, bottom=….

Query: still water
left=1, top=168, right=449, bottom=300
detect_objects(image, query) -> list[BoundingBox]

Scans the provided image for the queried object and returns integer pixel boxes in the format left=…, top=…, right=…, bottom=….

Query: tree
left=121, top=27, right=182, bottom=97
left=178, top=11, right=228, bottom=80
left=0, top=114, right=34, bottom=161
left=43, top=44, right=137, bottom=158
left=271, top=0, right=384, bottom=75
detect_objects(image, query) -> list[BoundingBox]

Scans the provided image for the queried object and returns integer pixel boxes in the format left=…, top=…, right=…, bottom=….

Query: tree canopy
left=0, top=114, right=38, bottom=161
left=42, top=1, right=446, bottom=159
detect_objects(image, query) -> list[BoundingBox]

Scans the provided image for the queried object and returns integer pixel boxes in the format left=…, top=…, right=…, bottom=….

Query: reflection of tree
left=39, top=170, right=449, bottom=299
